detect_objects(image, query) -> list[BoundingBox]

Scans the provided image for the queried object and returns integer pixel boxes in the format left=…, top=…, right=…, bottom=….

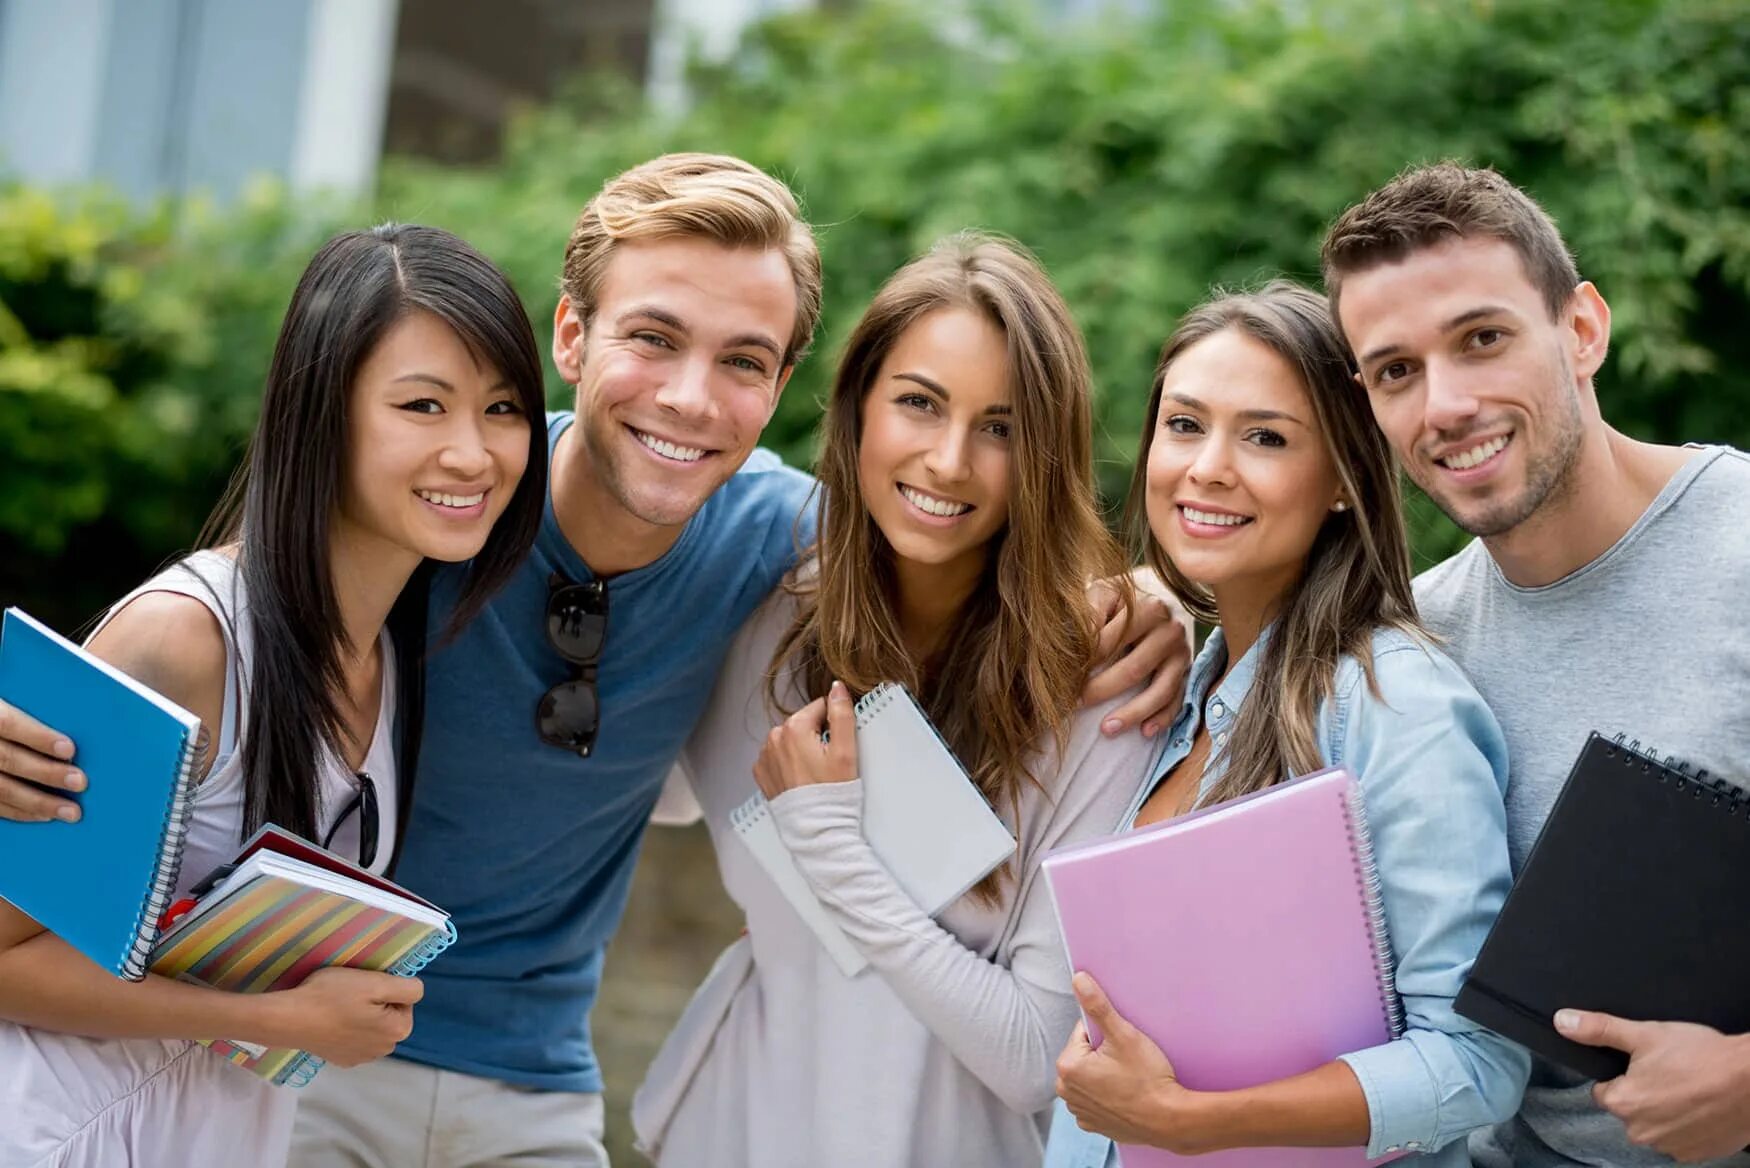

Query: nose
left=652, top=355, right=719, bottom=422
left=922, top=423, right=973, bottom=485
left=437, top=414, right=493, bottom=479
left=1422, top=358, right=1483, bottom=435
left=1185, top=434, right=1234, bottom=488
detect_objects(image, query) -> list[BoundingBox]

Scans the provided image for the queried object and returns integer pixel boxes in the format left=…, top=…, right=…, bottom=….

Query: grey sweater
left=1416, top=445, right=1750, bottom=1168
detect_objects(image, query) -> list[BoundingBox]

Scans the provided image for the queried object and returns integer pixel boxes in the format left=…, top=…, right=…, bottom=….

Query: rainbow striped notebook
left=148, top=827, right=454, bottom=1087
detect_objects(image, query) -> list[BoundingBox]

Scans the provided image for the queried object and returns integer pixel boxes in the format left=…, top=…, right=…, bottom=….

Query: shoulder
left=1412, top=539, right=1488, bottom=618
left=697, top=450, right=818, bottom=557
left=1032, top=693, right=1162, bottom=821
left=1324, top=626, right=1508, bottom=795
left=85, top=588, right=228, bottom=753
left=1333, top=626, right=1482, bottom=717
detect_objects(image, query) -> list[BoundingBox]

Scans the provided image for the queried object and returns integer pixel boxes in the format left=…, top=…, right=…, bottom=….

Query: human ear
left=552, top=297, right=586, bottom=386
left=1568, top=282, right=1611, bottom=382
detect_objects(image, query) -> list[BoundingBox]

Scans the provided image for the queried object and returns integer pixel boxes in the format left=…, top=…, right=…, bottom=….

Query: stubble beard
left=1430, top=351, right=1587, bottom=539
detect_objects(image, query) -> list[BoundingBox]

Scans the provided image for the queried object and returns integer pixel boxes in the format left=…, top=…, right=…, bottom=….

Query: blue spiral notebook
left=0, top=607, right=205, bottom=980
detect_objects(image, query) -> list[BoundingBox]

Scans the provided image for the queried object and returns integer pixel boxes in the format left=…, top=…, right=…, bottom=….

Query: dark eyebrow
left=1166, top=392, right=1303, bottom=427
left=1359, top=306, right=1516, bottom=367
left=391, top=372, right=513, bottom=393
left=894, top=372, right=1012, bottom=415
left=393, top=373, right=456, bottom=391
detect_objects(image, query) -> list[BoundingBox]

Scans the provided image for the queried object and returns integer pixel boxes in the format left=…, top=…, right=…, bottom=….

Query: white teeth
left=1441, top=435, right=1509, bottom=470
left=417, top=489, right=485, bottom=508
left=900, top=485, right=971, bottom=518
left=634, top=430, right=707, bottom=463
left=1183, top=506, right=1249, bottom=527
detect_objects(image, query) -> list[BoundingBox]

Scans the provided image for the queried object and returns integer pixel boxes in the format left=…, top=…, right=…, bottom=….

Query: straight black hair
left=198, top=223, right=547, bottom=842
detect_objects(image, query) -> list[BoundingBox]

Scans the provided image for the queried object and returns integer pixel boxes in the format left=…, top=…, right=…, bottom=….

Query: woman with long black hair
left=0, top=224, right=548, bottom=1167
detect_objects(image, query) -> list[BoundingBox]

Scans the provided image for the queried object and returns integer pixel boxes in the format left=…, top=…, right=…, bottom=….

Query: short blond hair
left=561, top=153, right=823, bottom=365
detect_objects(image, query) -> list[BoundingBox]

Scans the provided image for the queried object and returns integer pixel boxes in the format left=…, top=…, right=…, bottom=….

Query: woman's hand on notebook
left=753, top=681, right=858, bottom=797
left=1054, top=971, right=1209, bottom=1152
left=263, top=967, right=424, bottom=1067
left=0, top=699, right=83, bottom=823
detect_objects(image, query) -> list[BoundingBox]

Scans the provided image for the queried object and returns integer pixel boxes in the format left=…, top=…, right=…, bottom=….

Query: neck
left=327, top=520, right=420, bottom=680
left=1482, top=426, right=1691, bottom=588
left=550, top=422, right=686, bottom=578
left=893, top=551, right=986, bottom=664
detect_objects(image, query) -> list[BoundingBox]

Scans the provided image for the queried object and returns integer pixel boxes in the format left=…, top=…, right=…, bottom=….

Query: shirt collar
left=1183, top=622, right=1275, bottom=738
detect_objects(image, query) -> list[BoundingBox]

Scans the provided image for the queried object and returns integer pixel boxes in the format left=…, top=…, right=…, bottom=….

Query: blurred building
left=0, top=0, right=1133, bottom=202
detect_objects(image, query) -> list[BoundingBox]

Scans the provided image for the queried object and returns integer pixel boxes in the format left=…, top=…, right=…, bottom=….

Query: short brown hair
left=1321, top=162, right=1580, bottom=322
left=560, top=153, right=823, bottom=365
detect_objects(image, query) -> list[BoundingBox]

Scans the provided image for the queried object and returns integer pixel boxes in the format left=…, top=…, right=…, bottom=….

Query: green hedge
left=4, top=0, right=1748, bottom=628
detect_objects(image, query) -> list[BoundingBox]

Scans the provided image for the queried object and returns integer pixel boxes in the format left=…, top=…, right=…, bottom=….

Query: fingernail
left=1072, top=972, right=1093, bottom=994
left=52, top=738, right=74, bottom=760
left=1101, top=717, right=1122, bottom=736
left=65, top=770, right=85, bottom=793
left=55, top=805, right=80, bottom=823
left=831, top=680, right=846, bottom=696
left=1554, top=1009, right=1579, bottom=1033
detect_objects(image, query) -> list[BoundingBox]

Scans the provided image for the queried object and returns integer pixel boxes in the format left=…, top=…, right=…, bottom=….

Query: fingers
left=0, top=703, right=85, bottom=821
left=380, top=976, right=424, bottom=1006
left=1099, top=626, right=1193, bottom=737
left=1072, top=971, right=1131, bottom=1039
left=825, top=681, right=856, bottom=776
left=1556, top=1007, right=1646, bottom=1054
left=0, top=702, right=77, bottom=769
left=0, top=775, right=83, bottom=823
left=1086, top=603, right=1133, bottom=682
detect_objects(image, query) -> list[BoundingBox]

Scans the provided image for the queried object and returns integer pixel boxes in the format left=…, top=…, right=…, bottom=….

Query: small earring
left=1331, top=500, right=1349, bottom=512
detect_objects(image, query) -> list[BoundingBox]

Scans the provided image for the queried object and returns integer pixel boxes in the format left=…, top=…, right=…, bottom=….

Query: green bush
left=5, top=0, right=1748, bottom=627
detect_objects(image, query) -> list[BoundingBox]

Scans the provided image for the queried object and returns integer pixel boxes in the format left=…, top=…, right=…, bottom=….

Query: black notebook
left=1455, top=732, right=1750, bottom=1081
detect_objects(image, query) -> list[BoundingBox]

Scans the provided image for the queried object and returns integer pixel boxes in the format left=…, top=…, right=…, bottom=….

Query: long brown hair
left=1124, top=281, right=1424, bottom=808
left=772, top=232, right=1124, bottom=899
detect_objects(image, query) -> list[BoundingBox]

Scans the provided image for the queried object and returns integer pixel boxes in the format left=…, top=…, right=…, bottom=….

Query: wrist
left=1151, top=1082, right=1229, bottom=1156
left=232, top=986, right=299, bottom=1048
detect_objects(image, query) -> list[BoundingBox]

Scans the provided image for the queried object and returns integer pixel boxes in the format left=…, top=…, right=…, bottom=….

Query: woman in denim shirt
left=1045, top=283, right=1528, bottom=1167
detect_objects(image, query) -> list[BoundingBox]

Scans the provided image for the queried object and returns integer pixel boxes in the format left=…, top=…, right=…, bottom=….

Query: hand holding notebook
left=1043, top=767, right=1402, bottom=1167
left=0, top=607, right=205, bottom=979
left=734, top=681, right=1016, bottom=976
left=150, top=824, right=455, bottom=1086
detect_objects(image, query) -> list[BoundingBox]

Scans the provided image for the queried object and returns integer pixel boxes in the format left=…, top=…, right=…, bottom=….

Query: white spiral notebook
left=730, top=682, right=1017, bottom=977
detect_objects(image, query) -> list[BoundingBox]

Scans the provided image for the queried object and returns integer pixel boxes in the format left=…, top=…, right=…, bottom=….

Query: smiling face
left=1338, top=235, right=1602, bottom=538
left=553, top=235, right=798, bottom=532
left=1145, top=326, right=1344, bottom=608
left=337, top=309, right=532, bottom=566
left=857, top=306, right=1014, bottom=581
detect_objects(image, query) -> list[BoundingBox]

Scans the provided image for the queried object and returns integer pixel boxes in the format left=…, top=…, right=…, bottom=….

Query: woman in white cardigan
left=633, top=233, right=1167, bottom=1167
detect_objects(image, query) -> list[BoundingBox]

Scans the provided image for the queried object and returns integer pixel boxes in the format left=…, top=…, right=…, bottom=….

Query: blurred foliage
left=5, top=0, right=1749, bottom=626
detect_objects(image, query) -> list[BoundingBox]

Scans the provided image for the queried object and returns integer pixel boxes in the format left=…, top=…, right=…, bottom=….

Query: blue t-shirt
left=390, top=412, right=815, bottom=1091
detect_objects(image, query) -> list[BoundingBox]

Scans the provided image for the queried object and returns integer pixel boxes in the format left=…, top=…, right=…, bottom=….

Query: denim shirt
left=1045, top=624, right=1530, bottom=1168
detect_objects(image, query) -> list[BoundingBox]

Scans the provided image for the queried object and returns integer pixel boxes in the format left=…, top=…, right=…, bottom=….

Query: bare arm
left=1057, top=973, right=1369, bottom=1153
left=0, top=593, right=418, bottom=1066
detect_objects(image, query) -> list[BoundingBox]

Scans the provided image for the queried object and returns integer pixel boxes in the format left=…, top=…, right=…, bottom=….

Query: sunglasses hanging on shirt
left=538, top=572, right=608, bottom=757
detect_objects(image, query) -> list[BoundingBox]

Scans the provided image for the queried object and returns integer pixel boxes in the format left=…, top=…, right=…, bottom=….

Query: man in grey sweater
left=1320, top=163, right=1750, bottom=1168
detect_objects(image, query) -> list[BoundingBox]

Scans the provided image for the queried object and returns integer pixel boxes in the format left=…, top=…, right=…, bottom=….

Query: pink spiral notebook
left=1042, top=767, right=1403, bottom=1168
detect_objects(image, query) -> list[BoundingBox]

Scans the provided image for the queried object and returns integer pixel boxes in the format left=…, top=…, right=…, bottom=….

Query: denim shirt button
left=1214, top=731, right=1229, bottom=747
left=1210, top=699, right=1225, bottom=719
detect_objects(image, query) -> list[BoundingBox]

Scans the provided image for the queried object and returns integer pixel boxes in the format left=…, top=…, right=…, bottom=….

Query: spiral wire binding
left=854, top=682, right=901, bottom=725
left=280, top=917, right=458, bottom=1088
left=1608, top=732, right=1748, bottom=820
left=1341, top=779, right=1405, bottom=1039
left=121, top=722, right=210, bottom=980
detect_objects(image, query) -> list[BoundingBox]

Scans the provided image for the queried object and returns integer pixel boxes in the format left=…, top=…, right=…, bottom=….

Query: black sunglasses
left=538, top=572, right=608, bottom=757
left=322, top=770, right=380, bottom=870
